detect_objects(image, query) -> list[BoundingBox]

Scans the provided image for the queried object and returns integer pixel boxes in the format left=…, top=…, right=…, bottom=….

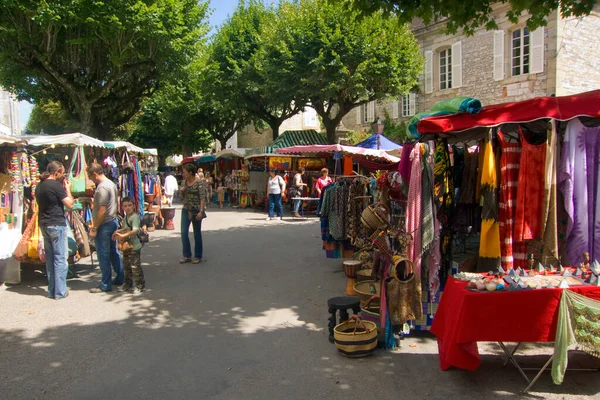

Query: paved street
left=1, top=207, right=599, bottom=399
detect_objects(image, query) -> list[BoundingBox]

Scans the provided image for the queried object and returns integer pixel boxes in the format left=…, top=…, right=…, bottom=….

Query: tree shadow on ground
left=1, top=212, right=599, bottom=399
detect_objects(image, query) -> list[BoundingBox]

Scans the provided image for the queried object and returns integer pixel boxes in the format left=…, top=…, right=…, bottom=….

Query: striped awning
left=244, top=146, right=274, bottom=158
left=272, top=130, right=327, bottom=148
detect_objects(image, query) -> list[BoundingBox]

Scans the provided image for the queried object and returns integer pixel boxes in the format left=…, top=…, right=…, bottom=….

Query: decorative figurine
left=582, top=252, right=591, bottom=271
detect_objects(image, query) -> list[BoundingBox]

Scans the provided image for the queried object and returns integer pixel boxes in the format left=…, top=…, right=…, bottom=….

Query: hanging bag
left=69, top=146, right=87, bottom=194
left=14, top=212, right=37, bottom=261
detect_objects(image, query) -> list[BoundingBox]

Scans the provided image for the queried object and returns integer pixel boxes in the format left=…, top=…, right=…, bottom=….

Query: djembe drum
left=343, top=260, right=362, bottom=296
left=161, top=207, right=176, bottom=230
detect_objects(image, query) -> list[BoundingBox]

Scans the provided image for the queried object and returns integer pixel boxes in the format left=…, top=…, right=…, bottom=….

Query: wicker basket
left=370, top=229, right=394, bottom=262
left=354, top=280, right=381, bottom=304
left=356, top=268, right=373, bottom=282
left=360, top=202, right=390, bottom=230
left=333, top=318, right=378, bottom=358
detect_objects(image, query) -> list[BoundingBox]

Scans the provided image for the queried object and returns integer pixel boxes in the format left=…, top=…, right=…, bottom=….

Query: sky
left=18, top=0, right=271, bottom=130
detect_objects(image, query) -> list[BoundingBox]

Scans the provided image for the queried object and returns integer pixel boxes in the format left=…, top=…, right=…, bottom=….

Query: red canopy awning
left=417, top=89, right=600, bottom=134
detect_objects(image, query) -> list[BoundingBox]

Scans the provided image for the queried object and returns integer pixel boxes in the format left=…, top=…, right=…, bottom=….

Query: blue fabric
left=355, top=134, right=401, bottom=150
left=41, top=225, right=69, bottom=299
left=268, top=194, right=283, bottom=218
left=294, top=199, right=302, bottom=213
left=181, top=210, right=203, bottom=259
left=95, top=219, right=123, bottom=291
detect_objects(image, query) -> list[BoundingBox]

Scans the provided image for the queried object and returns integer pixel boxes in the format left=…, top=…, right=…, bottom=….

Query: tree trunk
left=219, top=137, right=227, bottom=150
left=79, top=106, right=95, bottom=137
left=322, top=118, right=339, bottom=144
left=270, top=121, right=280, bottom=141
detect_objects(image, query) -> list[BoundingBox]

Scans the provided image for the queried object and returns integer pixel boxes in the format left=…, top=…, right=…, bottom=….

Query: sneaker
left=265, top=217, right=272, bottom=221
left=136, top=286, right=145, bottom=293
left=117, top=285, right=134, bottom=292
left=90, top=287, right=110, bottom=293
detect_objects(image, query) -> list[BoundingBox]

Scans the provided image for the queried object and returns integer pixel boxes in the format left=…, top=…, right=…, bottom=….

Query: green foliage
left=264, top=0, right=422, bottom=143
left=345, top=130, right=369, bottom=146
left=329, top=0, right=598, bottom=35
left=0, top=0, right=210, bottom=139
left=381, top=110, right=408, bottom=144
left=25, top=101, right=80, bottom=135
left=209, top=0, right=305, bottom=141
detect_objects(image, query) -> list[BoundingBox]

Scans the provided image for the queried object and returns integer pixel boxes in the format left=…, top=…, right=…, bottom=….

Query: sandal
left=179, top=257, right=192, bottom=264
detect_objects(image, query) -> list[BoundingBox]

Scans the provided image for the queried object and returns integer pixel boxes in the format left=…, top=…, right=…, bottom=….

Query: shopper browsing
left=35, top=161, right=74, bottom=300
left=266, top=170, right=285, bottom=221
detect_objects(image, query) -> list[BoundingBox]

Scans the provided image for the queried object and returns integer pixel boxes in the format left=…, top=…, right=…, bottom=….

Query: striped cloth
left=498, top=130, right=527, bottom=269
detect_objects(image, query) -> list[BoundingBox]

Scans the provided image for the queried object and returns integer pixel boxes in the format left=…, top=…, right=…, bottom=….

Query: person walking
left=291, top=167, right=308, bottom=218
left=112, top=197, right=145, bottom=292
left=87, top=163, right=124, bottom=293
left=35, top=161, right=74, bottom=300
left=266, top=170, right=285, bottom=221
left=179, top=163, right=208, bottom=264
left=164, top=172, right=178, bottom=207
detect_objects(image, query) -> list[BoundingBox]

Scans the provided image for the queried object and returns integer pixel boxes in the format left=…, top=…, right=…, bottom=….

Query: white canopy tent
left=22, top=133, right=105, bottom=147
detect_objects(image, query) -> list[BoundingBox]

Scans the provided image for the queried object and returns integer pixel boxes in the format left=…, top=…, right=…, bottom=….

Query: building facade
left=0, top=89, right=20, bottom=136
left=341, top=3, right=600, bottom=134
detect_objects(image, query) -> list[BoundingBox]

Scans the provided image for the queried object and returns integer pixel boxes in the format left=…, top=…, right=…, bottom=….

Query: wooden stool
left=343, top=260, right=362, bottom=296
left=327, top=296, right=361, bottom=343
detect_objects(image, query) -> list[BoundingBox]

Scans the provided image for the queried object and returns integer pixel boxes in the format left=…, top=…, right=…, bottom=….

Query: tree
left=264, top=0, right=422, bottom=144
left=210, top=0, right=306, bottom=141
left=329, top=0, right=598, bottom=35
left=25, top=101, right=80, bottom=135
left=0, top=0, right=209, bottom=139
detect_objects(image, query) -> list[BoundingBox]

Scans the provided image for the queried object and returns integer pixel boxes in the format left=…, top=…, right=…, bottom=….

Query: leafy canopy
left=329, top=0, right=599, bottom=35
left=0, top=0, right=209, bottom=138
left=264, top=0, right=422, bottom=143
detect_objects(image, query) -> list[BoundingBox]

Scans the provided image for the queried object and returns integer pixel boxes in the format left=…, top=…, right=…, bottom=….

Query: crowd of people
left=36, top=162, right=330, bottom=298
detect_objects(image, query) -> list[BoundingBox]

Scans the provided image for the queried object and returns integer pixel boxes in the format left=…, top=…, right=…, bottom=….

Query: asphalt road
left=1, top=207, right=599, bottom=399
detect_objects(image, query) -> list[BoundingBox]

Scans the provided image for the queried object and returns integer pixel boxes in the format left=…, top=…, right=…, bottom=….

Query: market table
left=430, top=276, right=600, bottom=373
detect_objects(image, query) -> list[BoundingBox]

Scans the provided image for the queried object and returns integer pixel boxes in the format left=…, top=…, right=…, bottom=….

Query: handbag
left=118, top=240, right=134, bottom=252
left=73, top=213, right=91, bottom=257
left=120, top=151, right=133, bottom=174
left=14, top=212, right=37, bottom=261
left=69, top=146, right=87, bottom=194
left=27, top=216, right=40, bottom=259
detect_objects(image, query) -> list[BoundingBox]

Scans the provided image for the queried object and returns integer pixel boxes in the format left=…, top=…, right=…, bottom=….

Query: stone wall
left=555, top=6, right=600, bottom=95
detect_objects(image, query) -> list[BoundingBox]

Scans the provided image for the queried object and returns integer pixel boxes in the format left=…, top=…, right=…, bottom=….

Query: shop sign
left=297, top=158, right=326, bottom=170
left=268, top=156, right=293, bottom=171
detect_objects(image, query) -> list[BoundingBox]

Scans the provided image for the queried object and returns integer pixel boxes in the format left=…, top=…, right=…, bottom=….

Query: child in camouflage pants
left=112, top=197, right=146, bottom=292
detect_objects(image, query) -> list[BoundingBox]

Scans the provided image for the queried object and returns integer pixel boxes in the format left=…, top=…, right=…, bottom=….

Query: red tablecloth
left=430, top=276, right=600, bottom=371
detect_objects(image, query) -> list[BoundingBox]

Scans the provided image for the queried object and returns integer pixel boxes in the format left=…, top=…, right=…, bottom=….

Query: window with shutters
left=402, top=94, right=417, bottom=117
left=439, top=48, right=452, bottom=90
left=362, top=103, right=369, bottom=123
left=511, top=27, right=530, bottom=76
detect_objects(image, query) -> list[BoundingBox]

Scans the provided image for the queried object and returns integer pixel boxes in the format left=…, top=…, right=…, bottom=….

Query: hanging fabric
left=497, top=130, right=527, bottom=270
left=69, top=146, right=87, bottom=194
left=541, top=122, right=559, bottom=265
left=406, top=144, right=422, bottom=278
left=478, top=129, right=501, bottom=270
left=559, top=118, right=600, bottom=264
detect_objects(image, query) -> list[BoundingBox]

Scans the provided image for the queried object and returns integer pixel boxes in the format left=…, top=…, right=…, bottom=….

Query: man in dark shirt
left=35, top=161, right=74, bottom=299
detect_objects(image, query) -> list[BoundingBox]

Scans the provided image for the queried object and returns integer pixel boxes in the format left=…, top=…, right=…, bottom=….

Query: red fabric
left=430, top=276, right=600, bottom=371
left=357, top=158, right=399, bottom=172
left=343, top=157, right=353, bottom=175
left=497, top=131, right=527, bottom=269
left=417, top=89, right=600, bottom=134
left=514, top=127, right=546, bottom=241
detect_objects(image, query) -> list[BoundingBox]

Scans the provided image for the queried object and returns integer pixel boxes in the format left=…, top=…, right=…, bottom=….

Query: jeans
left=41, top=225, right=69, bottom=299
left=181, top=210, right=203, bottom=259
left=95, top=219, right=123, bottom=291
left=268, top=193, right=283, bottom=218
left=293, top=199, right=302, bottom=213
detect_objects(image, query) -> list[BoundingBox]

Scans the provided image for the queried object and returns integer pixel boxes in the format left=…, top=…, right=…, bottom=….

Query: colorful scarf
left=406, top=145, right=423, bottom=278
left=421, top=143, right=435, bottom=255
left=478, top=129, right=501, bottom=270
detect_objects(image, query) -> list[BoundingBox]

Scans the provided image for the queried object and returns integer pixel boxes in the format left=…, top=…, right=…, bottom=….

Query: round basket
left=353, top=280, right=381, bottom=304
left=333, top=318, right=378, bottom=358
left=356, top=268, right=373, bottom=282
left=360, top=202, right=390, bottom=230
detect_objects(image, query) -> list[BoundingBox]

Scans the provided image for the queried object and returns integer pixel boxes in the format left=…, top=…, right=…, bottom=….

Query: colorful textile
left=478, top=130, right=501, bottom=270
left=421, top=143, right=435, bottom=255
left=552, top=290, right=600, bottom=385
left=398, top=144, right=414, bottom=183
left=559, top=118, right=600, bottom=264
left=541, top=123, right=559, bottom=264
left=497, top=130, right=527, bottom=270
left=406, top=145, right=423, bottom=278
left=514, top=126, right=546, bottom=241
left=430, top=276, right=600, bottom=371
left=457, top=147, right=479, bottom=204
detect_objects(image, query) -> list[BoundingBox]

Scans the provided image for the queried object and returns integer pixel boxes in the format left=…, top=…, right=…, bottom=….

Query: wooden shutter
left=530, top=27, right=544, bottom=74
left=355, top=105, right=361, bottom=125
left=451, top=41, right=462, bottom=88
left=392, top=99, right=399, bottom=119
left=368, top=101, right=375, bottom=122
left=425, top=50, right=433, bottom=93
left=409, top=93, right=417, bottom=116
left=493, top=31, right=505, bottom=81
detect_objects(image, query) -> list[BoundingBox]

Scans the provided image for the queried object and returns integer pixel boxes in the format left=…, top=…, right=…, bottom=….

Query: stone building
left=0, top=89, right=20, bottom=136
left=341, top=3, right=600, bottom=134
